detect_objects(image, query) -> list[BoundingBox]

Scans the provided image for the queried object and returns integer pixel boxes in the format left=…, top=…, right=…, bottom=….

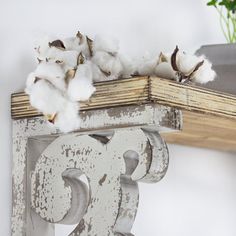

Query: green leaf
left=219, top=0, right=235, bottom=11
left=207, top=0, right=218, bottom=6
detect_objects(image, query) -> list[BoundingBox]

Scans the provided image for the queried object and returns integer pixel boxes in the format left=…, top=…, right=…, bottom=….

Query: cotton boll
left=67, top=78, right=96, bottom=101
left=25, top=72, right=37, bottom=94
left=153, top=52, right=176, bottom=79
left=63, top=37, right=81, bottom=51
left=177, top=52, right=204, bottom=75
left=36, top=38, right=79, bottom=70
left=73, top=33, right=93, bottom=58
left=136, top=56, right=158, bottom=75
left=63, top=36, right=92, bottom=58
left=154, top=62, right=176, bottom=80
left=92, top=35, right=123, bottom=80
left=173, top=50, right=216, bottom=84
left=56, top=50, right=79, bottom=71
left=28, top=79, right=67, bottom=115
left=92, top=51, right=123, bottom=80
left=40, top=47, right=79, bottom=71
left=90, top=63, right=107, bottom=82
left=37, top=46, right=58, bottom=61
left=93, top=35, right=119, bottom=54
left=35, top=36, right=66, bottom=61
left=67, top=63, right=96, bottom=101
left=53, top=101, right=80, bottom=133
left=191, top=59, right=216, bottom=84
left=34, top=36, right=53, bottom=59
left=119, top=54, right=135, bottom=77
left=34, top=61, right=66, bottom=91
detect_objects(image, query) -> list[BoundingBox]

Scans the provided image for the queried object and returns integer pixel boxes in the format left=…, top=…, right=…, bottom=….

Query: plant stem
left=216, top=7, right=232, bottom=42
left=229, top=11, right=236, bottom=42
left=232, top=19, right=236, bottom=41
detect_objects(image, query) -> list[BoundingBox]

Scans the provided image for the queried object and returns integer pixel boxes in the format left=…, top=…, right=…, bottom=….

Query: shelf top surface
left=11, top=76, right=236, bottom=151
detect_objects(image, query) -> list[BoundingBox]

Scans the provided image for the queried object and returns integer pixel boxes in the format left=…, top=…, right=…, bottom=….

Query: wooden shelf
left=11, top=76, right=236, bottom=151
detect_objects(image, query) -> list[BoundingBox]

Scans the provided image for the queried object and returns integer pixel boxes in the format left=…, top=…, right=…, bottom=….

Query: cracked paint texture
left=31, top=129, right=169, bottom=235
left=11, top=104, right=181, bottom=236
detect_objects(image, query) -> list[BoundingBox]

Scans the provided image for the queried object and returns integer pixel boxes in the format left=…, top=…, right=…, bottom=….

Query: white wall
left=0, top=0, right=235, bottom=235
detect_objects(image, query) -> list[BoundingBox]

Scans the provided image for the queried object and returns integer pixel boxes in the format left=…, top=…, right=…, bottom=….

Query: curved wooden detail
left=30, top=129, right=168, bottom=236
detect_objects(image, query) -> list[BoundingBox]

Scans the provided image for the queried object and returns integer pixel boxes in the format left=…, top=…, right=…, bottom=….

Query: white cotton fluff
left=136, top=54, right=158, bottom=75
left=67, top=62, right=96, bottom=101
left=27, top=79, right=67, bottom=115
left=92, top=51, right=123, bottom=80
left=176, top=51, right=216, bottom=84
left=154, top=53, right=176, bottom=79
left=25, top=72, right=38, bottom=94
left=190, top=57, right=216, bottom=84
left=34, top=61, right=66, bottom=91
left=34, top=36, right=53, bottom=58
left=35, top=37, right=79, bottom=70
left=40, top=47, right=79, bottom=71
left=53, top=101, right=80, bottom=133
left=93, top=35, right=119, bottom=54
left=90, top=62, right=107, bottom=82
left=154, top=62, right=176, bottom=79
left=27, top=33, right=217, bottom=134
left=92, top=35, right=126, bottom=80
left=177, top=52, right=202, bottom=75
left=119, top=54, right=135, bottom=78
left=66, top=33, right=92, bottom=58
left=63, top=37, right=81, bottom=51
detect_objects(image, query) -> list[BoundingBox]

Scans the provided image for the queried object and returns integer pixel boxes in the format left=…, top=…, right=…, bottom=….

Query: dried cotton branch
left=26, top=31, right=216, bottom=133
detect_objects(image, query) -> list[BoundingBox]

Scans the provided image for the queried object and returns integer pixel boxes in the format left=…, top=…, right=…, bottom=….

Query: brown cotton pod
left=48, top=40, right=66, bottom=50
left=171, top=46, right=180, bottom=72
left=187, top=60, right=205, bottom=79
left=77, top=52, right=85, bottom=65
left=158, top=52, right=168, bottom=63
left=107, top=51, right=117, bottom=57
left=45, top=113, right=57, bottom=124
left=99, top=67, right=111, bottom=77
left=65, top=69, right=76, bottom=84
left=34, top=77, right=42, bottom=84
left=55, top=60, right=64, bottom=64
left=37, top=58, right=43, bottom=63
left=35, top=46, right=40, bottom=54
left=86, top=36, right=93, bottom=57
left=76, top=31, right=84, bottom=44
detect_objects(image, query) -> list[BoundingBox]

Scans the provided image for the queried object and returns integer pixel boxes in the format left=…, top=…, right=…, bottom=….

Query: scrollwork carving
left=31, top=128, right=169, bottom=235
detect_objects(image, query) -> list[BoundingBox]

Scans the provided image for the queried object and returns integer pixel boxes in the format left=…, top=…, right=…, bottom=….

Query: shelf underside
left=11, top=76, right=236, bottom=151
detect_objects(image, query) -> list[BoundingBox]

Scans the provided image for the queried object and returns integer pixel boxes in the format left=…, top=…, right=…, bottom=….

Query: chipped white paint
left=31, top=129, right=168, bottom=235
left=11, top=104, right=182, bottom=236
left=12, top=137, right=27, bottom=236
left=12, top=104, right=182, bottom=139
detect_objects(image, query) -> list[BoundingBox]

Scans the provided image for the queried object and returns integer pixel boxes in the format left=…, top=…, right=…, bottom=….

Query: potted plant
left=196, top=0, right=236, bottom=95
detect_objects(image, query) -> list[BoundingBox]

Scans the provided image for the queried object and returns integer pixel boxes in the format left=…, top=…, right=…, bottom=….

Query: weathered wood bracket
left=31, top=129, right=168, bottom=236
left=11, top=104, right=182, bottom=236
left=11, top=76, right=236, bottom=151
left=12, top=76, right=236, bottom=235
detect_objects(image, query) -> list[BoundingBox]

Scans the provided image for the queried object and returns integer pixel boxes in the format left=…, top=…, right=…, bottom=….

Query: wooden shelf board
left=162, top=110, right=236, bottom=151
left=11, top=76, right=236, bottom=151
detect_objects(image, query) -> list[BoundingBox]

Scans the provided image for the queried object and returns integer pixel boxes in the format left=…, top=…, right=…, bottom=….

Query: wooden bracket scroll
left=11, top=76, right=236, bottom=235
left=11, top=104, right=181, bottom=236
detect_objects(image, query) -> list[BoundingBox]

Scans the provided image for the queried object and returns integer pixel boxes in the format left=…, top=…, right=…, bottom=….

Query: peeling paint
left=11, top=104, right=181, bottom=236
left=30, top=129, right=169, bottom=235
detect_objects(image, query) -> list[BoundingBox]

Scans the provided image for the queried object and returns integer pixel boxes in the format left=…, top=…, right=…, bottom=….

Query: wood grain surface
left=11, top=76, right=236, bottom=151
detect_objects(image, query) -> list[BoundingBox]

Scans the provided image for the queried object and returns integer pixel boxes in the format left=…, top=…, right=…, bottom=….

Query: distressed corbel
left=30, top=129, right=168, bottom=236
left=11, top=104, right=182, bottom=236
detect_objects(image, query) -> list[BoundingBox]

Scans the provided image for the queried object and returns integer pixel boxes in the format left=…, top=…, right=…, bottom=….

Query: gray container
left=196, top=44, right=236, bottom=95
